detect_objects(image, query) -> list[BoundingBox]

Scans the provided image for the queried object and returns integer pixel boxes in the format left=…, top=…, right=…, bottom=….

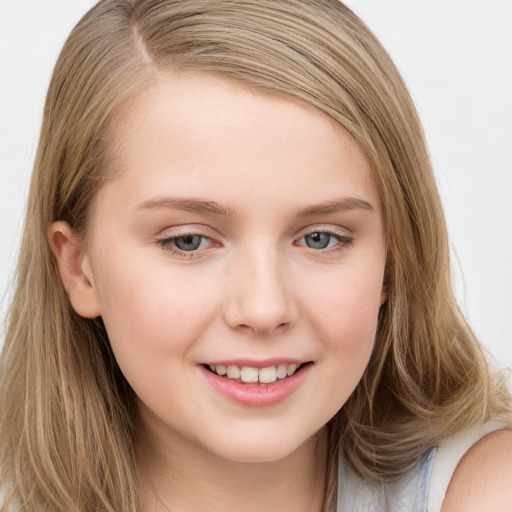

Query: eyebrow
left=135, top=195, right=375, bottom=217
left=292, top=197, right=375, bottom=217
left=135, top=196, right=237, bottom=217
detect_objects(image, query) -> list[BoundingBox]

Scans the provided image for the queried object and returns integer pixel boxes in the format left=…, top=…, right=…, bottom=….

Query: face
left=77, top=72, right=387, bottom=463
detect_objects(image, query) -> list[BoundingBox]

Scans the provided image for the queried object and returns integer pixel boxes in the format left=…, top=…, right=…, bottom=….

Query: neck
left=137, top=423, right=328, bottom=512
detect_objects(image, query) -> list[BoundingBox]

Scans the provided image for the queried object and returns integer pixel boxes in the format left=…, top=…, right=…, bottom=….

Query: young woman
left=1, top=1, right=511, bottom=511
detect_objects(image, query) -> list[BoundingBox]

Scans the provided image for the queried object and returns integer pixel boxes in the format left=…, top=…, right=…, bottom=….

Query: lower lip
left=200, top=364, right=312, bottom=407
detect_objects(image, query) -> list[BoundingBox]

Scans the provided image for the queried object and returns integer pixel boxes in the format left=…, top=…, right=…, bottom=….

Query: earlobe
left=49, top=221, right=101, bottom=318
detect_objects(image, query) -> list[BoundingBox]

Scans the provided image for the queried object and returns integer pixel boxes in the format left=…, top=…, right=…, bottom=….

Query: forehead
left=100, top=71, right=380, bottom=215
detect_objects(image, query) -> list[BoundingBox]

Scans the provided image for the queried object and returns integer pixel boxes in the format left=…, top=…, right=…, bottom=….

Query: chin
left=216, top=446, right=296, bottom=464
left=204, top=424, right=325, bottom=465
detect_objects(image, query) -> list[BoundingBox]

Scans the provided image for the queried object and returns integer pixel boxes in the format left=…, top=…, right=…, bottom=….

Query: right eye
left=157, top=233, right=213, bottom=256
left=171, top=234, right=209, bottom=251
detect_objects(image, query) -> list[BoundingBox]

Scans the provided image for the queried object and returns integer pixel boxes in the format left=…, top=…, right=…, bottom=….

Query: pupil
left=306, top=232, right=330, bottom=249
left=175, top=235, right=202, bottom=251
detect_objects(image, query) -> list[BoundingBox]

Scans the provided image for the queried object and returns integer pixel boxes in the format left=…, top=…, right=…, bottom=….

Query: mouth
left=200, top=360, right=313, bottom=407
left=202, top=362, right=311, bottom=385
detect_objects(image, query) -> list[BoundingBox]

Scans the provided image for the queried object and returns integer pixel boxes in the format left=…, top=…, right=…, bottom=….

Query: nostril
left=236, top=323, right=256, bottom=334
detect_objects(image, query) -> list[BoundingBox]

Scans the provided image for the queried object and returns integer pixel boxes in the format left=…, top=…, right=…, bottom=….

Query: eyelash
left=296, top=230, right=353, bottom=253
left=156, top=232, right=214, bottom=260
left=156, top=229, right=353, bottom=259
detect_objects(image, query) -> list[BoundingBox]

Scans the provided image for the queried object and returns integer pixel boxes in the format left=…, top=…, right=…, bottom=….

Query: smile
left=200, top=360, right=312, bottom=406
left=206, top=363, right=302, bottom=384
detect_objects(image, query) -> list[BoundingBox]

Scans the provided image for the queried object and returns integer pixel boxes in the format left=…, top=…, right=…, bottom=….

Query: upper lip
left=200, top=358, right=309, bottom=368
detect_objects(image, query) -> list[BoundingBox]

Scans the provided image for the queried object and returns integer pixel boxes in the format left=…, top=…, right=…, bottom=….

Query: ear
left=49, top=221, right=101, bottom=318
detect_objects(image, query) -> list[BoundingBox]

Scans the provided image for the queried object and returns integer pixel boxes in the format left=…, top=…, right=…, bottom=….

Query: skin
left=442, top=429, right=512, bottom=511
left=50, top=72, right=512, bottom=510
left=52, top=72, right=387, bottom=511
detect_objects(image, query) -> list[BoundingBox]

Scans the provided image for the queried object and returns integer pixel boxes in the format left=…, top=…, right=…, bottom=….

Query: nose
left=223, top=245, right=297, bottom=335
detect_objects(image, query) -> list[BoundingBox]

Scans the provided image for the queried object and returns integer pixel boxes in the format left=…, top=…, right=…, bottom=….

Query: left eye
left=162, top=234, right=211, bottom=252
left=299, top=232, right=342, bottom=249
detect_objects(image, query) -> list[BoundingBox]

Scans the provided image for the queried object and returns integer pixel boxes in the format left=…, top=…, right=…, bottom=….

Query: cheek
left=92, top=256, right=218, bottom=375
left=298, top=262, right=383, bottom=399
left=303, top=265, right=383, bottom=342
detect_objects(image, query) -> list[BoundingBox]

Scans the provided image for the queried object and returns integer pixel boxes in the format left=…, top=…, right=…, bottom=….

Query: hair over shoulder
left=1, top=1, right=510, bottom=510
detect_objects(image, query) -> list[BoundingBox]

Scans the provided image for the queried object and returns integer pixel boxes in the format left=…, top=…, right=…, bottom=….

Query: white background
left=0, top=1, right=511, bottom=367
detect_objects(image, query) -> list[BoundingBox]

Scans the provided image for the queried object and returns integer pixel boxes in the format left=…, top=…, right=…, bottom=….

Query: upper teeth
left=208, top=363, right=300, bottom=383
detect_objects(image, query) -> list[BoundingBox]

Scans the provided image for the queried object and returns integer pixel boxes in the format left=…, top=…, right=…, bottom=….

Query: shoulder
left=441, top=429, right=512, bottom=512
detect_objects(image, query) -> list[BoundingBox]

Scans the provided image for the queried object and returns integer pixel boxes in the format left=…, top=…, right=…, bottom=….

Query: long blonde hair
left=1, top=1, right=510, bottom=510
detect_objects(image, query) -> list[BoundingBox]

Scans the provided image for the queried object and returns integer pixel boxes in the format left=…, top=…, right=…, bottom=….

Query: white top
left=337, top=421, right=507, bottom=512
left=427, top=420, right=505, bottom=511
